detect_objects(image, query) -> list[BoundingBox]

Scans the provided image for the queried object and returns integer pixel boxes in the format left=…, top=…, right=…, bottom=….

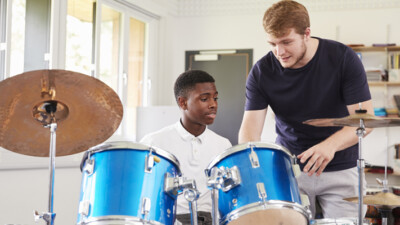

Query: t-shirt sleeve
left=341, top=47, right=372, bottom=105
left=245, top=63, right=269, bottom=110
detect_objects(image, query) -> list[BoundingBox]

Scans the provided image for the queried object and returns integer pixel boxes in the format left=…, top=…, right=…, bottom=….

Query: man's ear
left=177, top=96, right=187, bottom=110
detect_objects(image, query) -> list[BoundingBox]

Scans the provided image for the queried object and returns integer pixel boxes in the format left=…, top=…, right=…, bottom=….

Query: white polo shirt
left=140, top=121, right=232, bottom=214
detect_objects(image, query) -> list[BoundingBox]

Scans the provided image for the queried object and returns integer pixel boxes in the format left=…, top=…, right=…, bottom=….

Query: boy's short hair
left=174, top=70, right=215, bottom=102
left=263, top=0, right=310, bottom=38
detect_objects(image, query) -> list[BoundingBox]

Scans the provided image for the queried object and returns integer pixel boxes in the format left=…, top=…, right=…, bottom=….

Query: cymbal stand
left=356, top=116, right=366, bottom=225
left=34, top=122, right=57, bottom=225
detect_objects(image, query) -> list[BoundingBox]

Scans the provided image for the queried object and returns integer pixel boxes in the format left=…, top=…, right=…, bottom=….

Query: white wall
left=1, top=2, right=400, bottom=224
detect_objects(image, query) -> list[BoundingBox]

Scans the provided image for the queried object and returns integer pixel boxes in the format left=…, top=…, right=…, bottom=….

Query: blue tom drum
left=206, top=142, right=311, bottom=225
left=77, top=141, right=181, bottom=225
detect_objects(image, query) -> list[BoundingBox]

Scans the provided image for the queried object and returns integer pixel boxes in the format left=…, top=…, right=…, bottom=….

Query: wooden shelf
left=351, top=46, right=400, bottom=52
left=368, top=81, right=400, bottom=86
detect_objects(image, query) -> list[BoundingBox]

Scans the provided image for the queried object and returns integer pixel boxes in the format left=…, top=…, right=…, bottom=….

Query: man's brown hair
left=263, top=0, right=310, bottom=37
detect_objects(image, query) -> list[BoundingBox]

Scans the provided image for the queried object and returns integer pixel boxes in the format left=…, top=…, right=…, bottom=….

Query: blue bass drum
left=206, top=142, right=311, bottom=225
left=77, top=141, right=181, bottom=225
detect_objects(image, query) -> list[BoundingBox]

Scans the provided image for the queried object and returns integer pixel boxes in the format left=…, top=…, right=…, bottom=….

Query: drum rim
left=222, top=200, right=311, bottom=225
left=206, top=142, right=294, bottom=172
left=78, top=215, right=165, bottom=225
left=86, top=141, right=181, bottom=173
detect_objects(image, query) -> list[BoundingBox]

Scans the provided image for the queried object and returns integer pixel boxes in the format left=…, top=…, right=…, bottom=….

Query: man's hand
left=297, top=144, right=336, bottom=176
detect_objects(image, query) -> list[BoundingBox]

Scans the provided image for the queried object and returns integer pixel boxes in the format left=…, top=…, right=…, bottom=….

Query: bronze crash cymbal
left=0, top=69, right=123, bottom=157
left=344, top=192, right=400, bottom=208
left=303, top=113, right=400, bottom=128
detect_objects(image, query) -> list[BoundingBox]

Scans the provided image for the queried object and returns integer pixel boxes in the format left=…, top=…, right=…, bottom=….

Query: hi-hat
left=344, top=192, right=400, bottom=208
left=303, top=113, right=400, bottom=128
left=0, top=69, right=123, bottom=157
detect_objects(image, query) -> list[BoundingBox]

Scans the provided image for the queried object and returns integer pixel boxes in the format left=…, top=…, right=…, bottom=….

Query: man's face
left=267, top=28, right=309, bottom=69
left=181, top=82, right=218, bottom=126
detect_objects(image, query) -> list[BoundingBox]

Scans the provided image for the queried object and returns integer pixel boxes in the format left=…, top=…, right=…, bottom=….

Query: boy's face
left=179, top=82, right=218, bottom=126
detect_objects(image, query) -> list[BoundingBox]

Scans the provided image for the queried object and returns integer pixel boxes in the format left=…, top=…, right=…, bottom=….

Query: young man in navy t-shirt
left=238, top=0, right=373, bottom=219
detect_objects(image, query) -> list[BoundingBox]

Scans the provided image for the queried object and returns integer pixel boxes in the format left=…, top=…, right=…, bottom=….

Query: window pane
left=65, top=0, right=94, bottom=75
left=126, top=17, right=146, bottom=138
left=9, top=0, right=26, bottom=76
left=98, top=5, right=121, bottom=93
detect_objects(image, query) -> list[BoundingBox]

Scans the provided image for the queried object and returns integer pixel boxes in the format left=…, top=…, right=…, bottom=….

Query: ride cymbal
left=344, top=192, right=400, bottom=208
left=0, top=69, right=123, bottom=157
left=303, top=113, right=400, bottom=128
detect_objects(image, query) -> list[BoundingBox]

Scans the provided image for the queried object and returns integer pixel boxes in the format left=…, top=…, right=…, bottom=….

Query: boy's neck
left=180, top=119, right=206, bottom=137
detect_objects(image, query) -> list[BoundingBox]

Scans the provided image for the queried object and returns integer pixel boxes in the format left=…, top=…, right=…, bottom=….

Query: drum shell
left=77, top=142, right=181, bottom=225
left=207, top=143, right=304, bottom=223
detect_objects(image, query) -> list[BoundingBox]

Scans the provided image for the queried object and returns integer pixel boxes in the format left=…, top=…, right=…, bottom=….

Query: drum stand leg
left=34, top=122, right=57, bottom=225
left=211, top=189, right=219, bottom=225
left=184, top=188, right=200, bottom=225
left=356, top=120, right=366, bottom=225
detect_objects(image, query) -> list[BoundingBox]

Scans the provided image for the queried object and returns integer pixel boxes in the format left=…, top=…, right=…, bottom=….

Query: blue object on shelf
left=374, top=107, right=387, bottom=117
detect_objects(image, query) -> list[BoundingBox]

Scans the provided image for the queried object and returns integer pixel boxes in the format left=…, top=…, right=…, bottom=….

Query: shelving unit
left=351, top=46, right=400, bottom=175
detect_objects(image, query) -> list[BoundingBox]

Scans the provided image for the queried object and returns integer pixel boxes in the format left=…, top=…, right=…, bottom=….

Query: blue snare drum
left=206, top=142, right=311, bottom=225
left=77, top=141, right=181, bottom=225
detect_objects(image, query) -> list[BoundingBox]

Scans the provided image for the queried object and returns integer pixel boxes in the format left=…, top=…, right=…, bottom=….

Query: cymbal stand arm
left=356, top=119, right=366, bottom=225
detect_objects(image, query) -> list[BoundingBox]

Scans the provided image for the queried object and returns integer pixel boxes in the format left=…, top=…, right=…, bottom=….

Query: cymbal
left=0, top=69, right=123, bottom=157
left=303, top=113, right=400, bottom=128
left=344, top=192, right=400, bottom=208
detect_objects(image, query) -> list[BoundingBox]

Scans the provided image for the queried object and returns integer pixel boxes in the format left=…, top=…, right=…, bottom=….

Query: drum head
left=227, top=208, right=307, bottom=225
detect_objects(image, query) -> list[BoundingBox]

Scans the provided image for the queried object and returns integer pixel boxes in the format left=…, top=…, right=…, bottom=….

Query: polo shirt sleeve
left=245, top=62, right=269, bottom=111
left=341, top=47, right=372, bottom=105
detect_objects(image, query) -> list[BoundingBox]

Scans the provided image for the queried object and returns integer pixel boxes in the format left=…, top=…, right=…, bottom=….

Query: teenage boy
left=141, top=70, right=232, bottom=225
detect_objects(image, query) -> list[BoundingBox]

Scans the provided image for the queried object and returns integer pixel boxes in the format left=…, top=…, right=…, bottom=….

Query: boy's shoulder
left=140, top=123, right=178, bottom=142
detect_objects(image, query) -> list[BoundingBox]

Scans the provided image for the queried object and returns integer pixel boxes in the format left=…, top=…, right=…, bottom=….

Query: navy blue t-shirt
left=245, top=37, right=371, bottom=172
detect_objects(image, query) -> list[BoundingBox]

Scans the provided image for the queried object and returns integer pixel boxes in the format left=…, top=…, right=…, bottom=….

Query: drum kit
left=1, top=69, right=400, bottom=225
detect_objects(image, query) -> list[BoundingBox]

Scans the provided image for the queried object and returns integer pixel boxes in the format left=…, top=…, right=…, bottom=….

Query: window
left=65, top=0, right=95, bottom=75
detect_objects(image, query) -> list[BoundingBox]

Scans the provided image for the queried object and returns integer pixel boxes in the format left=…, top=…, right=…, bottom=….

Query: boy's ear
left=177, top=96, right=187, bottom=110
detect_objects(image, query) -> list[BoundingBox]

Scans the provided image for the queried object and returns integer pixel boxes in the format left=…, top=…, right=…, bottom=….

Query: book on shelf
left=372, top=43, right=396, bottom=47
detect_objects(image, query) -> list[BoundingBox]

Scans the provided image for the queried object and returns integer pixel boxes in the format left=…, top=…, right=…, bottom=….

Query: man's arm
left=298, top=99, right=374, bottom=176
left=238, top=109, right=268, bottom=144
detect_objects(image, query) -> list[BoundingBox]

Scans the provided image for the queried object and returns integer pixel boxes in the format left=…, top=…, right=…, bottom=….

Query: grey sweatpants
left=297, top=167, right=367, bottom=219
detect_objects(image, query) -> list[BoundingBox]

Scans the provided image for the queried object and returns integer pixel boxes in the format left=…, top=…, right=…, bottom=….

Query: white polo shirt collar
left=175, top=120, right=204, bottom=144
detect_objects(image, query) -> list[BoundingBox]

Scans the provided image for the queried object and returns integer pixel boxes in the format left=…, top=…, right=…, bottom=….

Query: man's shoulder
left=318, top=37, right=350, bottom=52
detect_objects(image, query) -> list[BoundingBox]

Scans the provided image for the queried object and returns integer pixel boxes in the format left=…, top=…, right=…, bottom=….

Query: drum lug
left=300, top=194, right=310, bottom=207
left=256, top=182, right=267, bottom=202
left=141, top=197, right=151, bottom=220
left=78, top=200, right=91, bottom=217
left=249, top=145, right=260, bottom=168
left=207, top=166, right=241, bottom=192
left=292, top=164, right=301, bottom=178
left=83, top=159, right=94, bottom=175
left=145, top=155, right=155, bottom=173
left=145, top=147, right=161, bottom=173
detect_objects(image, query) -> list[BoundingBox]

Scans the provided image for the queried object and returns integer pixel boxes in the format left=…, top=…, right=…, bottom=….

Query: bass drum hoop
left=78, top=215, right=165, bottom=225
